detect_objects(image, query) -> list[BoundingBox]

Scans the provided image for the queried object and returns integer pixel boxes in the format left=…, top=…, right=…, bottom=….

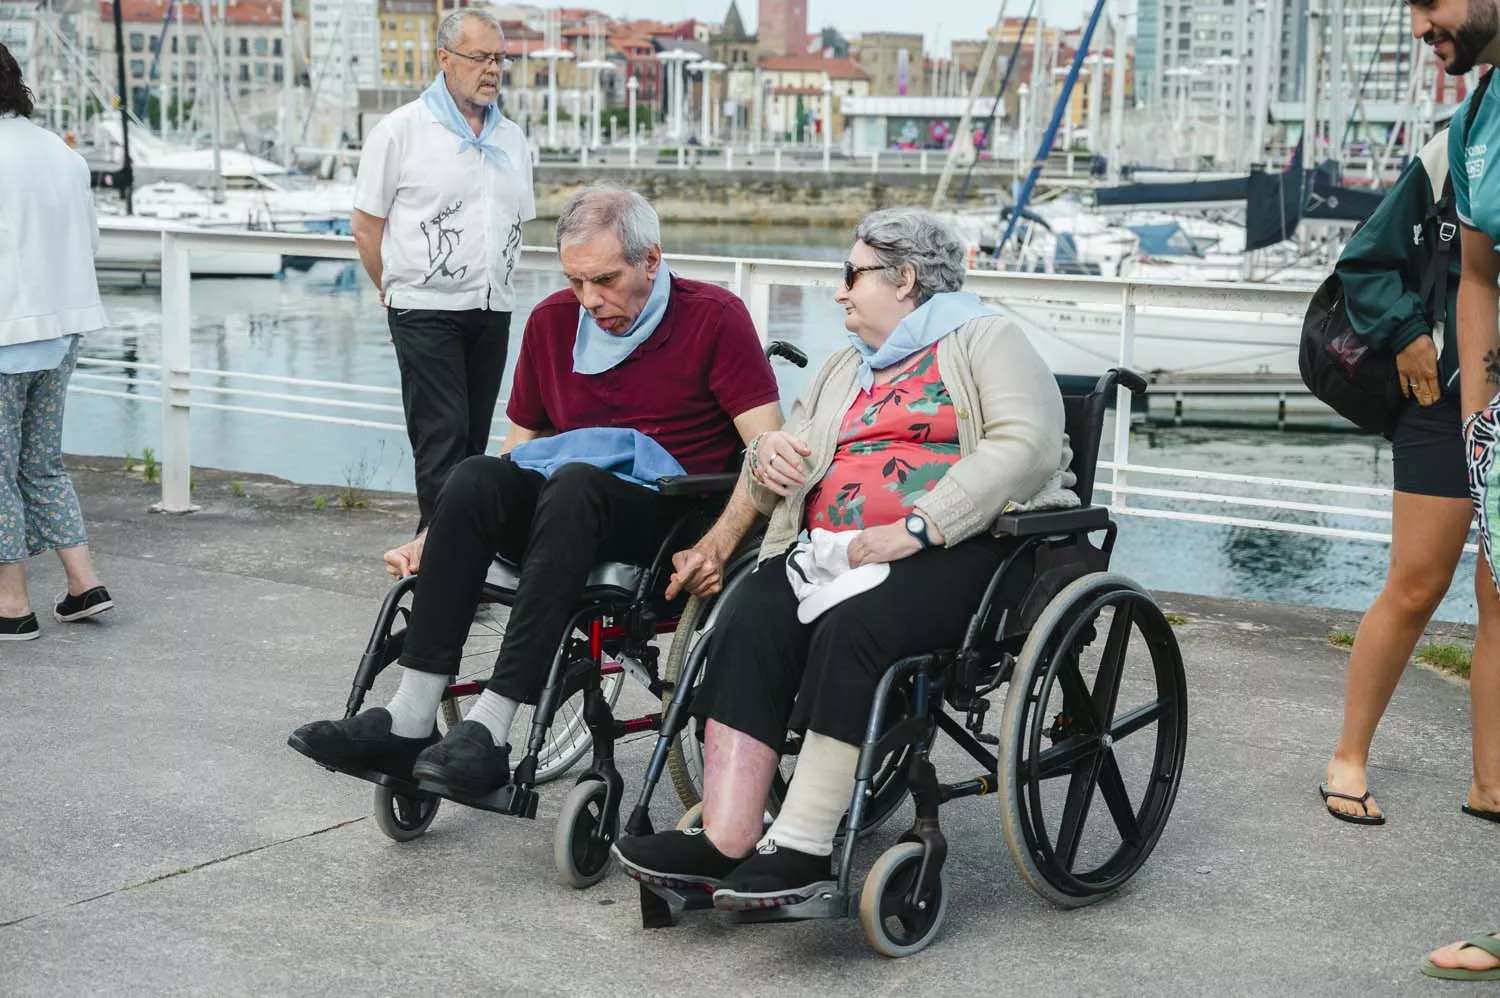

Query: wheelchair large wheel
left=858, top=842, right=949, bottom=958
left=998, top=572, right=1186, bottom=908
left=553, top=779, right=615, bottom=889
left=372, top=784, right=440, bottom=842
left=663, top=592, right=912, bottom=836
left=438, top=603, right=623, bottom=784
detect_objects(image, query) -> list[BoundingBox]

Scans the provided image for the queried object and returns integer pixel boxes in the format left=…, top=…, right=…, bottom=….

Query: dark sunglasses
left=843, top=262, right=885, bottom=290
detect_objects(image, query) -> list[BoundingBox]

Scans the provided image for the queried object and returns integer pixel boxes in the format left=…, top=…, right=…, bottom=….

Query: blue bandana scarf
left=420, top=73, right=513, bottom=172
left=573, top=267, right=672, bottom=375
left=849, top=291, right=999, bottom=393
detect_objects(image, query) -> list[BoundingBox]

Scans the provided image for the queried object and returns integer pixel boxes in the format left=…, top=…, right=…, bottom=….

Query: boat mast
left=1107, top=0, right=1125, bottom=184
left=110, top=0, right=134, bottom=212
left=931, top=2, right=1013, bottom=209
left=1328, top=0, right=1344, bottom=172
left=1249, top=0, right=1272, bottom=166
left=280, top=0, right=294, bottom=166
left=996, top=0, right=1110, bottom=256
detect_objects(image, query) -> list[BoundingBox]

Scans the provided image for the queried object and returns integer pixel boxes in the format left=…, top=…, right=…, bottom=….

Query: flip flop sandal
left=1461, top=803, right=1500, bottom=824
left=1421, top=935, right=1500, bottom=981
left=1318, top=783, right=1386, bottom=825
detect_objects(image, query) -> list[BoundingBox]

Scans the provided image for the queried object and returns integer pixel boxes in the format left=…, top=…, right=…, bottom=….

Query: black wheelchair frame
left=625, top=368, right=1189, bottom=956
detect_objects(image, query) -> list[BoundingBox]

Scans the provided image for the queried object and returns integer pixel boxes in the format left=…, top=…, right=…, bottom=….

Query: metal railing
left=79, top=219, right=1426, bottom=549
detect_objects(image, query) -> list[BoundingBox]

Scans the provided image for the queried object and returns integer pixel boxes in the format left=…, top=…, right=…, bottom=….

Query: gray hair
left=853, top=209, right=966, bottom=304
left=437, top=7, right=503, bottom=52
left=555, top=184, right=662, bottom=266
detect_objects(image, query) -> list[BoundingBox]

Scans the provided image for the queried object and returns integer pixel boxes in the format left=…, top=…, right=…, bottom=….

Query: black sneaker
left=53, top=586, right=114, bottom=623
left=287, top=707, right=439, bottom=779
left=412, top=720, right=510, bottom=797
left=612, top=829, right=745, bottom=892
left=712, top=839, right=833, bottom=910
left=0, top=613, right=39, bottom=641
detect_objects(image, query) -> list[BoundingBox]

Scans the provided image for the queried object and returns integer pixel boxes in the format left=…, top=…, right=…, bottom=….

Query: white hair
left=437, top=7, right=503, bottom=52
left=854, top=209, right=967, bottom=303
left=555, top=185, right=662, bottom=266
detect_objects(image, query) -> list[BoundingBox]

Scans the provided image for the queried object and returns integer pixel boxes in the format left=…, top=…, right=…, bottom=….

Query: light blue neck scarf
left=573, top=267, right=672, bottom=375
left=850, top=291, right=998, bottom=393
left=420, top=73, right=512, bottom=172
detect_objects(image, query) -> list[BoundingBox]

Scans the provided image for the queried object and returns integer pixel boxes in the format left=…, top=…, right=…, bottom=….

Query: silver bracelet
left=747, top=432, right=768, bottom=480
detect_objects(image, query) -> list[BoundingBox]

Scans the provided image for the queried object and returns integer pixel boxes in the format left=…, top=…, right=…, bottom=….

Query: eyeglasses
left=843, top=262, right=885, bottom=290
left=445, top=49, right=512, bottom=69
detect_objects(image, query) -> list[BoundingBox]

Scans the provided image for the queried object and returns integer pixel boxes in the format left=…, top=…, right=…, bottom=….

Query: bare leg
left=54, top=543, right=102, bottom=597
left=1326, top=492, right=1471, bottom=819
left=0, top=562, right=29, bottom=617
left=701, top=719, right=779, bottom=858
left=1469, top=553, right=1500, bottom=812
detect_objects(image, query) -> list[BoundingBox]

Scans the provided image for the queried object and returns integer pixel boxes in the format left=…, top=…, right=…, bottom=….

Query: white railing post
left=725, top=147, right=733, bottom=171
left=745, top=262, right=770, bottom=344
left=156, top=231, right=197, bottom=513
left=1111, top=284, right=1136, bottom=513
left=773, top=148, right=782, bottom=173
left=919, top=150, right=928, bottom=174
left=871, top=150, right=879, bottom=173
left=677, top=146, right=685, bottom=170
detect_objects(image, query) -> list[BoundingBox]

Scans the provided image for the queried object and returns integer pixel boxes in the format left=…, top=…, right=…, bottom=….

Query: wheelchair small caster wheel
left=858, top=842, right=948, bottom=958
left=554, top=779, right=615, bottom=889
left=675, top=802, right=704, bottom=831
left=372, top=784, right=439, bottom=842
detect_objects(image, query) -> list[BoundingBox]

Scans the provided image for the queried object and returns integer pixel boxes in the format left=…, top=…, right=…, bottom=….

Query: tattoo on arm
left=1486, top=348, right=1500, bottom=388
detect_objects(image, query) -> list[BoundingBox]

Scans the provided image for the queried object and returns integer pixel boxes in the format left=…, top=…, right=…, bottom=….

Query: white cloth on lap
left=784, top=529, right=891, bottom=624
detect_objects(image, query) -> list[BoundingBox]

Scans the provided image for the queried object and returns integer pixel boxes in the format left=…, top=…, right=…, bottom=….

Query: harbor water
left=67, top=221, right=1480, bottom=625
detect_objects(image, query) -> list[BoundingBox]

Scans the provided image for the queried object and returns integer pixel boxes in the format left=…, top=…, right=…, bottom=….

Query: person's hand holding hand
left=384, top=531, right=427, bottom=578
left=666, top=544, right=727, bottom=599
left=750, top=431, right=813, bottom=497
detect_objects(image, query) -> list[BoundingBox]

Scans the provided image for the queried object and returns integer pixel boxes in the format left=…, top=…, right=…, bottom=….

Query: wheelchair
left=319, top=340, right=809, bottom=887
left=621, top=368, right=1189, bottom=957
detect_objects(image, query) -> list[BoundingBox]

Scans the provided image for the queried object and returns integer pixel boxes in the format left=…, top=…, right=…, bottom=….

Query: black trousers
left=388, top=308, right=511, bottom=532
left=691, top=536, right=1015, bottom=747
left=399, top=456, right=694, bottom=702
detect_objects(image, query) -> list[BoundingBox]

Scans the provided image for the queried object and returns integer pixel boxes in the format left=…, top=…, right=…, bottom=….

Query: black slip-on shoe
left=412, top=720, right=511, bottom=797
left=712, top=839, right=834, bottom=910
left=287, top=707, right=439, bottom=779
left=612, top=829, right=745, bottom=892
left=0, top=613, right=39, bottom=641
left=53, top=586, right=114, bottom=623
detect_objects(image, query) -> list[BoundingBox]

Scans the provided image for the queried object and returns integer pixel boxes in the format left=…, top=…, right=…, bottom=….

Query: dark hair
left=0, top=42, right=35, bottom=118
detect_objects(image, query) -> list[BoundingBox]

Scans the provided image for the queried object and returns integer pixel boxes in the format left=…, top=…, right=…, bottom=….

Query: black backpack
left=1298, top=72, right=1489, bottom=436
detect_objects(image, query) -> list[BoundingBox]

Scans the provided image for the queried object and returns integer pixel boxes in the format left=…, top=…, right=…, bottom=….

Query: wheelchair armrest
left=993, top=505, right=1112, bottom=537
left=655, top=472, right=739, bottom=496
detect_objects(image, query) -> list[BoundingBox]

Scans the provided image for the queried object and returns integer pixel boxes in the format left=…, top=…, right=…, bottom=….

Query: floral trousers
left=0, top=340, right=87, bottom=563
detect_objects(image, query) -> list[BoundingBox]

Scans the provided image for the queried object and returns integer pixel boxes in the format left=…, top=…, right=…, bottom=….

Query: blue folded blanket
left=508, top=427, right=686, bottom=489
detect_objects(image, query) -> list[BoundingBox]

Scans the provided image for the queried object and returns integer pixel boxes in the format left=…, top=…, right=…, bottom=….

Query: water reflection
left=65, top=222, right=1483, bottom=624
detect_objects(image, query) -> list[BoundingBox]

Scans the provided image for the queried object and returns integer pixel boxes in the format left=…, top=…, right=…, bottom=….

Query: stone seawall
left=531, top=166, right=953, bottom=225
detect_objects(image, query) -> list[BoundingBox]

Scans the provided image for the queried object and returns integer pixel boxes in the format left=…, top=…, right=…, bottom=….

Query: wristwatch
left=904, top=512, right=934, bottom=549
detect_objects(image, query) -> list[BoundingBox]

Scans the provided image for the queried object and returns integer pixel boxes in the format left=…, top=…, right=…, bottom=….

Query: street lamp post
left=822, top=80, right=832, bottom=172
left=627, top=74, right=638, bottom=165
left=578, top=59, right=613, bottom=148
left=688, top=61, right=725, bottom=144
left=535, top=47, right=575, bottom=148
left=656, top=49, right=695, bottom=141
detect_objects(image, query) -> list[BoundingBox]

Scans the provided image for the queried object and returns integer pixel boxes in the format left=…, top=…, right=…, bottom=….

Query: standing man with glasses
left=352, top=7, right=534, bottom=533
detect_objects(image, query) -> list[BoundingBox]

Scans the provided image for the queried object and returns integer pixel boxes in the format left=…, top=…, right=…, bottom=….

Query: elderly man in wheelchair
left=288, top=185, right=782, bottom=807
left=613, top=208, right=1186, bottom=956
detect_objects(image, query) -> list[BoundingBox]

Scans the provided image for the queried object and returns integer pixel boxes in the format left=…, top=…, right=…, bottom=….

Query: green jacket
left=1333, top=129, right=1461, bottom=396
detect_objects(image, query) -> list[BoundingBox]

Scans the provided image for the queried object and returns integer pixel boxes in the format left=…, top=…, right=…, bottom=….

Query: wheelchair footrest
left=309, top=760, right=431, bottom=797
left=415, top=779, right=540, bottom=818
left=638, top=881, right=716, bottom=927
left=725, top=884, right=847, bottom=923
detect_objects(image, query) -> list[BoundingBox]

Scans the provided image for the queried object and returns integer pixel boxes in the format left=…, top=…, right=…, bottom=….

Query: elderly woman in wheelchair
left=613, top=208, right=1080, bottom=906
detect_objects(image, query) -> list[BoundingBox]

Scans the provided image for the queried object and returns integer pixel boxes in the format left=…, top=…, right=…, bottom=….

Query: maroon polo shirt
left=507, top=275, right=780, bottom=475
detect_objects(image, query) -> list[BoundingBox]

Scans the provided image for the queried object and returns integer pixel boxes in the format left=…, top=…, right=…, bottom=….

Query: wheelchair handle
left=1094, top=367, right=1148, bottom=396
left=766, top=340, right=809, bottom=369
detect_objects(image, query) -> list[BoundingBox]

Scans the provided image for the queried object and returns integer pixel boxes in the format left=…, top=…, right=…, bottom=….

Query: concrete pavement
left=1, top=459, right=1494, bottom=997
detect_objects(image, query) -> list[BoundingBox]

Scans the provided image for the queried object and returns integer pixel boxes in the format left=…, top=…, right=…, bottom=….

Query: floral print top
left=804, top=343, right=960, bottom=532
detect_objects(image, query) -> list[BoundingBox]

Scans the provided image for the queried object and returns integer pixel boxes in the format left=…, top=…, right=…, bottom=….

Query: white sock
left=463, top=689, right=520, bottom=748
left=758, top=732, right=860, bottom=858
left=383, top=668, right=448, bottom=738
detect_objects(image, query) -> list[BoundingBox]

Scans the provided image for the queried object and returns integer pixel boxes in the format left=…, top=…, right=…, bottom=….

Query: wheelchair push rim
left=998, top=572, right=1187, bottom=907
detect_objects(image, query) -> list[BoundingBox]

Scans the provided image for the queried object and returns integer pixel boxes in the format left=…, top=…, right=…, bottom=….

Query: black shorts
left=1391, top=395, right=1469, bottom=499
